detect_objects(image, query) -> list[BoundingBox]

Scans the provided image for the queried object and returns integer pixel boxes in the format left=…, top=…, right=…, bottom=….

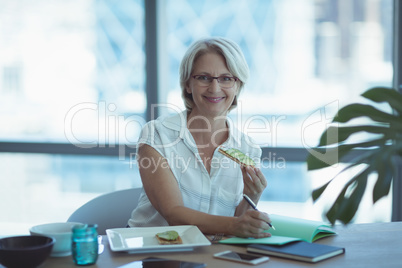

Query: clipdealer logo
left=63, top=100, right=338, bottom=168
left=302, top=100, right=339, bottom=167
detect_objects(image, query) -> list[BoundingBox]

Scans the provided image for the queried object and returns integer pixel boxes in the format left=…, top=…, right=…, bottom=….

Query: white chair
left=67, top=188, right=142, bottom=234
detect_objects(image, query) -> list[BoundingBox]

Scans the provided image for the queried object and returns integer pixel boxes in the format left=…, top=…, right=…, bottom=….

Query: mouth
left=204, top=96, right=225, bottom=103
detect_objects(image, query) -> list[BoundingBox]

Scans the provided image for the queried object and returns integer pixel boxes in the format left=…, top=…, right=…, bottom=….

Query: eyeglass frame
left=191, top=75, right=239, bottom=88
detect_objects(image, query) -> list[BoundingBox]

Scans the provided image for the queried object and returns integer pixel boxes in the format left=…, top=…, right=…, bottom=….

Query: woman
left=128, top=37, right=272, bottom=238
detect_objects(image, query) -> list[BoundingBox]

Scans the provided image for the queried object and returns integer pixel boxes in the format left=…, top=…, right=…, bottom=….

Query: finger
left=249, top=167, right=265, bottom=182
left=253, top=220, right=271, bottom=231
left=249, top=167, right=267, bottom=189
left=242, top=168, right=267, bottom=197
left=241, top=166, right=249, bottom=180
left=248, top=174, right=267, bottom=195
left=247, top=220, right=271, bottom=235
left=256, top=211, right=271, bottom=223
left=252, top=232, right=271, bottom=238
left=243, top=182, right=251, bottom=194
left=241, top=229, right=270, bottom=238
left=242, top=167, right=255, bottom=190
left=255, top=168, right=267, bottom=186
left=246, top=166, right=263, bottom=182
left=247, top=211, right=271, bottom=229
left=239, top=230, right=271, bottom=238
left=247, top=210, right=270, bottom=227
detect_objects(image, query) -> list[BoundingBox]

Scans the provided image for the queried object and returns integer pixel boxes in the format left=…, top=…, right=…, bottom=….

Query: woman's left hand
left=242, top=166, right=267, bottom=202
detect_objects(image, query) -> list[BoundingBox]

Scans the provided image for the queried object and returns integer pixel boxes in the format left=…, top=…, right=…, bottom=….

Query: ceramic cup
left=30, top=222, right=84, bottom=257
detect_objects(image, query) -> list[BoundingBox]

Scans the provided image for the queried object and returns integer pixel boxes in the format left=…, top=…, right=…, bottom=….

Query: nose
left=208, top=79, right=221, bottom=92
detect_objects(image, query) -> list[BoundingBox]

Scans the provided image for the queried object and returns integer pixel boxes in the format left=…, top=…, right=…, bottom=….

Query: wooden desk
left=7, top=222, right=402, bottom=267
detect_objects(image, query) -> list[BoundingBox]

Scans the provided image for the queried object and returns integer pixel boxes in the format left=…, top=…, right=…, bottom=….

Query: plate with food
left=106, top=225, right=211, bottom=253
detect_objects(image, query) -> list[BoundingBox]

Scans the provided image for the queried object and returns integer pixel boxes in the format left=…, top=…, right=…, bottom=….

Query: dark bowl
left=0, top=235, right=55, bottom=268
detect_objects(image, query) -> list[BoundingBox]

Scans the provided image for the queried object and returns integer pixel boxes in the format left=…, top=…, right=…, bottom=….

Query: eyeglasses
left=192, top=75, right=238, bottom=88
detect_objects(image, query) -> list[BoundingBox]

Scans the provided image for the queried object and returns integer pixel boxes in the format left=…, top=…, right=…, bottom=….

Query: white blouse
left=128, top=111, right=262, bottom=227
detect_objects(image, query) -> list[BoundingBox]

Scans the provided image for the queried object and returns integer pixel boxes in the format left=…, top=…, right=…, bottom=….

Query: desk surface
left=5, top=222, right=402, bottom=268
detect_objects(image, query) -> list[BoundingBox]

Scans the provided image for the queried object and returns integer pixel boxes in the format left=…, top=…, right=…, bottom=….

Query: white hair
left=179, top=37, right=250, bottom=112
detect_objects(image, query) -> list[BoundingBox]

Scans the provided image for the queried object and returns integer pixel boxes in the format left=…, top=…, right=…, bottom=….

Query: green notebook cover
left=220, top=214, right=336, bottom=245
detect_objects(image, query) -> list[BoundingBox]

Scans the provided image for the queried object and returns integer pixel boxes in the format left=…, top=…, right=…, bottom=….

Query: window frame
left=392, top=0, right=402, bottom=221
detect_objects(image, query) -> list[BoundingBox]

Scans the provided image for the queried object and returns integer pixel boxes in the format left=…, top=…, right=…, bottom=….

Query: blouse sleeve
left=137, top=120, right=167, bottom=159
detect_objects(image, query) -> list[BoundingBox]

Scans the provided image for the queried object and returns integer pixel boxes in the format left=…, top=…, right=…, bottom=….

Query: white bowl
left=29, top=222, right=83, bottom=257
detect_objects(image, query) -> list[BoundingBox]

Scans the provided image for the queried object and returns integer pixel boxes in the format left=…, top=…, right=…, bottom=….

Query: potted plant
left=306, top=86, right=402, bottom=225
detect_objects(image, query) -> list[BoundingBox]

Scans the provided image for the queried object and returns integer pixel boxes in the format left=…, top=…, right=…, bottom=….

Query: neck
left=187, top=111, right=229, bottom=147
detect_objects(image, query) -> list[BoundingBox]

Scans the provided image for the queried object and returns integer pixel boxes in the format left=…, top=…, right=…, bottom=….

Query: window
left=0, top=0, right=145, bottom=144
left=158, top=0, right=394, bottom=221
left=161, top=0, right=393, bottom=148
left=0, top=0, right=398, bottom=233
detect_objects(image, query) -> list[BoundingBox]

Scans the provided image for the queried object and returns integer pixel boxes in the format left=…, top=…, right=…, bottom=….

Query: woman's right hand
left=228, top=209, right=272, bottom=238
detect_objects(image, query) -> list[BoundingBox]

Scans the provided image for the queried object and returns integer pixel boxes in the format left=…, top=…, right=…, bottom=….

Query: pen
left=243, top=194, right=276, bottom=230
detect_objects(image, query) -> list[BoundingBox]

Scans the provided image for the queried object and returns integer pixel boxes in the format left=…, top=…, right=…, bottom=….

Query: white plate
left=106, top=225, right=211, bottom=253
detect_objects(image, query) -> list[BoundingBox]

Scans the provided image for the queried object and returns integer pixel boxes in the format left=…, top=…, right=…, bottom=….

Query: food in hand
left=219, top=147, right=256, bottom=166
left=155, top=230, right=183, bottom=245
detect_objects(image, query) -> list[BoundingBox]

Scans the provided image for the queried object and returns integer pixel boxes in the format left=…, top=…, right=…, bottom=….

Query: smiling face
left=186, top=52, right=238, bottom=118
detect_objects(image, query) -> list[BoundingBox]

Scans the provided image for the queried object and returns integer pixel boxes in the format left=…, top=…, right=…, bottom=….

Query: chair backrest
left=67, top=188, right=142, bottom=234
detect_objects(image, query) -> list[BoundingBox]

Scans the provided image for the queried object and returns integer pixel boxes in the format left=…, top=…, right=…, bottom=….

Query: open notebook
left=219, top=214, right=336, bottom=246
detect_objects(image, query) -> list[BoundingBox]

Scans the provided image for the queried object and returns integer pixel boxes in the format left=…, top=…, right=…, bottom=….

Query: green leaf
left=362, top=87, right=402, bottom=115
left=325, top=187, right=348, bottom=225
left=325, top=168, right=370, bottom=224
left=311, top=159, right=369, bottom=202
left=307, top=138, right=387, bottom=170
left=312, top=180, right=331, bottom=201
left=339, top=173, right=369, bottom=224
left=372, top=147, right=397, bottom=203
left=306, top=147, right=341, bottom=170
left=334, top=104, right=401, bottom=125
left=372, top=162, right=393, bottom=203
left=307, top=87, right=402, bottom=225
left=318, top=125, right=392, bottom=146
